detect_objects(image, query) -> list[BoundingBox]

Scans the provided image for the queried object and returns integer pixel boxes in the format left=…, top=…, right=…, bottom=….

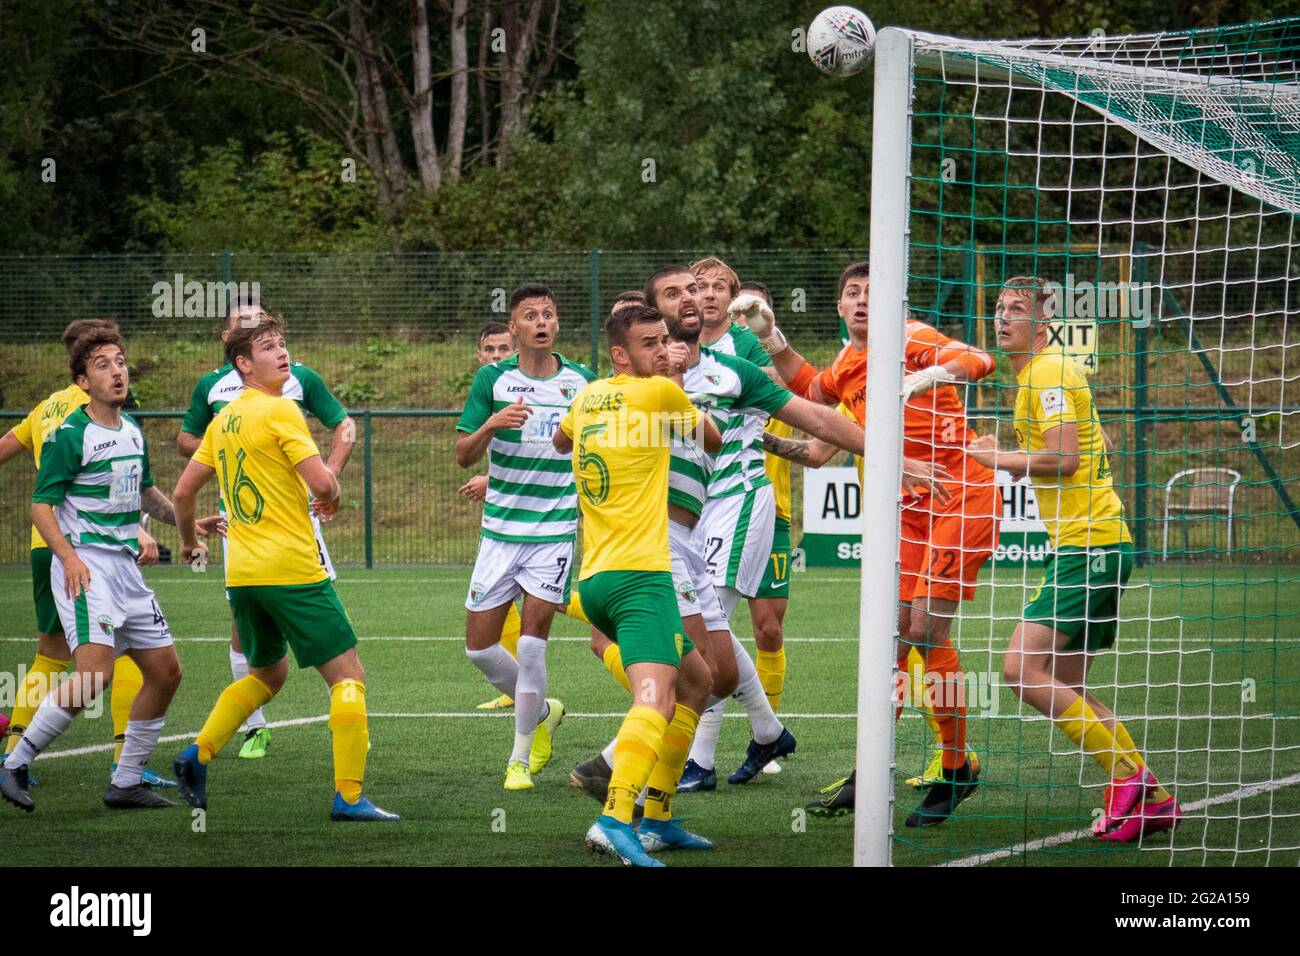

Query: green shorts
left=227, top=579, right=357, bottom=669
left=578, top=570, right=693, bottom=668
left=31, top=547, right=62, bottom=636
left=754, top=517, right=792, bottom=600
left=1023, top=543, right=1134, bottom=651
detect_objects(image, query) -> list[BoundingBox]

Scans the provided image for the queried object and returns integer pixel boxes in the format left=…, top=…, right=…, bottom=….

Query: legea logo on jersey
left=49, top=886, right=151, bottom=936
left=150, top=274, right=262, bottom=320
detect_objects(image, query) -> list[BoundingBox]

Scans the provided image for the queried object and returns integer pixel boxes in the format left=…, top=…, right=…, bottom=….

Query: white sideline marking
left=32, top=711, right=1299, bottom=765
left=32, top=712, right=859, bottom=763
left=940, top=771, right=1300, bottom=868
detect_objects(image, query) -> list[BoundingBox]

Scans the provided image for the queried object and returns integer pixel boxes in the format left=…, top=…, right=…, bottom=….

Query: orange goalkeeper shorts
left=898, top=480, right=999, bottom=604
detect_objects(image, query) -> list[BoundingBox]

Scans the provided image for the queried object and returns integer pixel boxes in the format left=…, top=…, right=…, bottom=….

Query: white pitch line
left=940, top=771, right=1300, bottom=867
left=33, top=710, right=1300, bottom=766
left=31, top=711, right=861, bottom=763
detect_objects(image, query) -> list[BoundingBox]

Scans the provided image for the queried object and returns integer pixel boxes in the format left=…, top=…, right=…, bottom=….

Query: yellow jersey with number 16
left=1014, top=352, right=1130, bottom=549
left=560, top=374, right=701, bottom=579
left=194, top=387, right=327, bottom=587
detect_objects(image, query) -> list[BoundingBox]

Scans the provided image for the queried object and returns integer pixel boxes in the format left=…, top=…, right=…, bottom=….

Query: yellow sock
left=645, top=704, right=700, bottom=821
left=7, top=652, right=69, bottom=755
left=1055, top=697, right=1141, bottom=778
left=330, top=679, right=368, bottom=803
left=7, top=650, right=68, bottom=754
left=499, top=603, right=522, bottom=660
left=566, top=591, right=589, bottom=624
left=756, top=649, right=787, bottom=711
left=602, top=643, right=631, bottom=691
left=606, top=706, right=667, bottom=824
left=110, top=655, right=144, bottom=762
left=196, top=676, right=274, bottom=764
left=906, top=649, right=944, bottom=744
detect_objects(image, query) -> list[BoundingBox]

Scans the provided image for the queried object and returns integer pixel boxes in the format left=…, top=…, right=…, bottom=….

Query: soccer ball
left=807, top=6, right=876, bottom=78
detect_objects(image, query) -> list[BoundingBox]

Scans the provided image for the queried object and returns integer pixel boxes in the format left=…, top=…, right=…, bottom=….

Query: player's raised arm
left=771, top=393, right=862, bottom=456
left=762, top=431, right=840, bottom=468
left=901, top=322, right=997, bottom=401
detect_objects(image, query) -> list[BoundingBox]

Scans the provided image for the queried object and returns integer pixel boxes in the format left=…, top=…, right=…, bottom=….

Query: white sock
left=7, top=695, right=75, bottom=770
left=731, top=632, right=783, bottom=745
left=466, top=643, right=519, bottom=698
left=511, top=635, right=548, bottom=764
left=600, top=738, right=617, bottom=767
left=110, top=717, right=165, bottom=788
left=688, top=701, right=724, bottom=770
left=230, top=647, right=266, bottom=732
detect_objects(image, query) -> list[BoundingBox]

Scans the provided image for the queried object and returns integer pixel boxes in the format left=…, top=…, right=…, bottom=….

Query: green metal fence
left=2, top=249, right=1296, bottom=566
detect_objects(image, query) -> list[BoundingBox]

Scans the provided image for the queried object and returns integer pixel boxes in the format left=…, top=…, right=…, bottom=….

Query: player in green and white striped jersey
left=455, top=284, right=597, bottom=791
left=2, top=325, right=218, bottom=813
left=177, top=301, right=355, bottom=761
left=647, top=264, right=867, bottom=790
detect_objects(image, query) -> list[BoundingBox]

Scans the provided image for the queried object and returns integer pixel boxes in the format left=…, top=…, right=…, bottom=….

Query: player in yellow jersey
left=171, top=314, right=398, bottom=822
left=0, top=319, right=179, bottom=790
left=966, top=277, right=1180, bottom=842
left=460, top=321, right=525, bottom=710
left=555, top=304, right=723, bottom=866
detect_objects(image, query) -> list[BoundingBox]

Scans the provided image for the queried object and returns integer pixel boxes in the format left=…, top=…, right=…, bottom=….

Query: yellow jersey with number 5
left=194, top=387, right=327, bottom=587
left=1013, top=352, right=1130, bottom=549
left=560, top=375, right=700, bottom=578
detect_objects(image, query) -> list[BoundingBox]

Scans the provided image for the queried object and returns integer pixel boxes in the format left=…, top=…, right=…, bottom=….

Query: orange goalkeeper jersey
left=806, top=319, right=996, bottom=499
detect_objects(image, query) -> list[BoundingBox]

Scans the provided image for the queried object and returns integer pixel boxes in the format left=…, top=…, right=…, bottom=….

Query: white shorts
left=312, top=512, right=337, bottom=581
left=698, top=483, right=777, bottom=598
left=670, top=520, right=727, bottom=632
left=466, top=537, right=574, bottom=611
left=51, top=548, right=173, bottom=656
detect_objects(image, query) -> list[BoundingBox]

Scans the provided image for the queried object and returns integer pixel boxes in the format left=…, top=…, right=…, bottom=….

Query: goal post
left=857, top=18, right=1300, bottom=867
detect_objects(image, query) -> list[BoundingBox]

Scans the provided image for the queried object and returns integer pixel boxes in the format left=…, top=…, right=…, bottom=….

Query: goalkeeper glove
left=728, top=293, right=788, bottom=355
left=901, top=364, right=957, bottom=401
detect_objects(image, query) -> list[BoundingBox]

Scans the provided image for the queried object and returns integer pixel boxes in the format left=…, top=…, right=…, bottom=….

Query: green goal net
left=864, top=18, right=1300, bottom=866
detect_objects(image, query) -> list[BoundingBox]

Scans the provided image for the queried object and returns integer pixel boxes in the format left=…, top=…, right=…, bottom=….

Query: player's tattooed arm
left=140, top=486, right=178, bottom=526
left=762, top=432, right=837, bottom=467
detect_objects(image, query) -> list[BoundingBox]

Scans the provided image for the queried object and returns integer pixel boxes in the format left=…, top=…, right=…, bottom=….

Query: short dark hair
left=69, top=326, right=125, bottom=381
left=62, top=319, right=118, bottom=353
left=643, top=265, right=691, bottom=308
left=611, top=290, right=646, bottom=309
left=838, top=261, right=870, bottom=298
left=606, top=304, right=665, bottom=350
left=225, top=314, right=287, bottom=371
left=739, top=281, right=772, bottom=307
left=509, top=284, right=555, bottom=312
left=478, top=321, right=510, bottom=344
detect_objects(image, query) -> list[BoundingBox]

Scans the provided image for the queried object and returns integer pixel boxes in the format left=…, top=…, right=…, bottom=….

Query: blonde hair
left=689, top=256, right=739, bottom=296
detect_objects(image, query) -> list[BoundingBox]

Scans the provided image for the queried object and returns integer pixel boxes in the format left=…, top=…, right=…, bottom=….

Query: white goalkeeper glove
left=901, top=364, right=957, bottom=402
left=728, top=293, right=787, bottom=355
